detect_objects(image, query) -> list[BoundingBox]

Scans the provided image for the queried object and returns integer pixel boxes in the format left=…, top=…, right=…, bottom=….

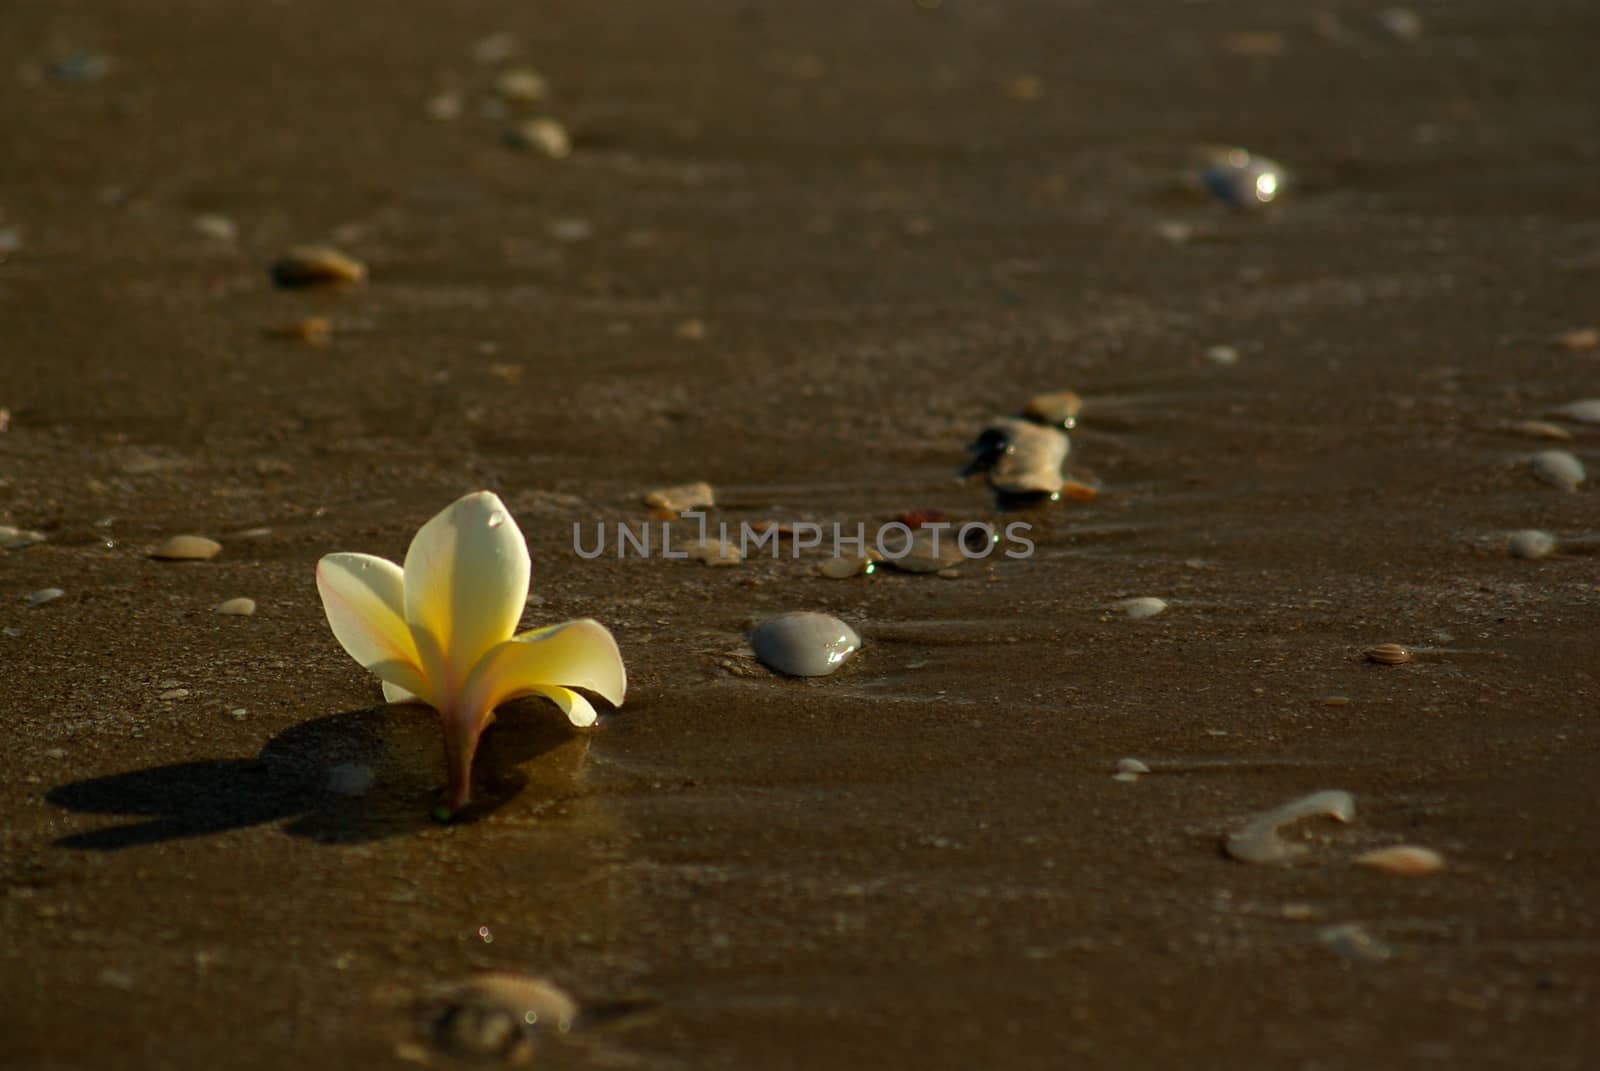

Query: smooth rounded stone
left=1556, top=327, right=1599, bottom=351
left=642, top=481, right=714, bottom=513
left=325, top=762, right=375, bottom=797
left=1507, top=529, right=1557, bottom=560
left=1117, top=597, right=1168, bottom=620
left=494, top=67, right=548, bottom=103
left=817, top=555, right=874, bottom=579
left=425, top=91, right=463, bottom=121
left=269, top=316, right=332, bottom=345
left=750, top=612, right=861, bottom=677
left=1202, top=147, right=1285, bottom=210
left=424, top=972, right=579, bottom=1061
left=472, top=32, right=520, bottom=64
left=684, top=538, right=741, bottom=566
left=505, top=117, right=571, bottom=159
left=1376, top=7, right=1423, bottom=41
left=548, top=217, right=592, bottom=242
left=1225, top=789, right=1356, bottom=866
left=1318, top=922, right=1393, bottom=963
left=1365, top=642, right=1413, bottom=665
left=1205, top=344, right=1240, bottom=366
left=47, top=51, right=111, bottom=84
left=25, top=587, right=64, bottom=607
left=213, top=597, right=257, bottom=616
left=0, top=525, right=47, bottom=550
left=1554, top=399, right=1600, bottom=424
left=151, top=535, right=221, bottom=561
left=1021, top=390, right=1082, bottom=430
left=965, top=418, right=1070, bottom=496
left=1528, top=449, right=1586, bottom=491
left=1353, top=844, right=1445, bottom=876
left=192, top=214, right=237, bottom=242
left=270, top=245, right=366, bottom=288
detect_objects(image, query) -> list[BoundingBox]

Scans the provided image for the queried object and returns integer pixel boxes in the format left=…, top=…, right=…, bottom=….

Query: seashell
left=817, top=555, right=874, bottom=579
left=1376, top=7, right=1423, bottom=41
left=642, top=481, right=714, bottom=513
left=1318, top=922, right=1392, bottom=963
left=269, top=245, right=366, bottom=288
left=750, top=612, right=861, bottom=677
left=494, top=67, right=548, bottom=103
left=192, top=214, right=237, bottom=242
left=1554, top=399, right=1600, bottom=425
left=1365, top=642, right=1412, bottom=665
left=1225, top=789, right=1356, bottom=865
left=884, top=528, right=963, bottom=574
left=505, top=117, right=571, bottom=159
left=151, top=535, right=221, bottom=561
left=965, top=418, right=1070, bottom=497
left=423, top=972, right=579, bottom=1061
left=1353, top=844, right=1444, bottom=875
left=1507, top=529, right=1557, bottom=560
left=25, top=587, right=65, bottom=607
left=1555, top=327, right=1598, bottom=351
left=1117, top=758, right=1150, bottom=775
left=268, top=316, right=332, bottom=345
left=1202, top=148, right=1286, bottom=210
left=684, top=538, right=741, bottom=566
left=1204, top=344, right=1240, bottom=366
left=213, top=597, right=256, bottom=616
left=0, top=525, right=46, bottom=550
left=1117, top=596, right=1167, bottom=620
left=1509, top=420, right=1572, bottom=441
left=1528, top=449, right=1585, bottom=491
left=1021, top=390, right=1082, bottom=430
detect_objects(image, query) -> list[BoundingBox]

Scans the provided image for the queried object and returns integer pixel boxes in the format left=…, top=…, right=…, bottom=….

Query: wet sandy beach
left=3, top=1, right=1599, bottom=1067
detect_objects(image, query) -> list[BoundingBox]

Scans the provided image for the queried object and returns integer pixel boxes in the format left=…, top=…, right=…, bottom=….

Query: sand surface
left=3, top=1, right=1599, bottom=1067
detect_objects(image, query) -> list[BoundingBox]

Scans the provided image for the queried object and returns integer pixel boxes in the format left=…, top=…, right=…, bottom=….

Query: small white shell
left=1353, top=844, right=1444, bottom=875
left=1117, top=597, right=1168, bottom=620
left=25, top=587, right=65, bottom=607
left=151, top=535, right=222, bottom=561
left=1117, top=758, right=1150, bottom=775
left=1554, top=399, right=1600, bottom=425
left=1528, top=450, right=1585, bottom=491
left=1225, top=789, right=1356, bottom=865
left=213, top=597, right=257, bottom=615
left=1507, top=530, right=1557, bottom=560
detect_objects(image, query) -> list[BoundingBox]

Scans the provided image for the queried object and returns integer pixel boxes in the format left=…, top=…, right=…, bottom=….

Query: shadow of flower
left=46, top=702, right=581, bottom=849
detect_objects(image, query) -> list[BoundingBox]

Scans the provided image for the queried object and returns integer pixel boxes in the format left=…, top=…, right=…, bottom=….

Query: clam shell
left=1353, top=844, right=1445, bottom=875
left=1554, top=399, right=1600, bottom=425
left=0, top=525, right=46, bottom=550
left=750, top=612, right=861, bottom=677
left=424, top=972, right=579, bottom=1061
left=25, top=587, right=65, bottom=607
left=967, top=418, right=1070, bottom=496
left=1365, top=642, right=1413, bottom=665
left=1528, top=450, right=1585, bottom=491
left=269, top=245, right=366, bottom=288
left=151, top=535, right=221, bottom=561
left=1225, top=789, right=1356, bottom=865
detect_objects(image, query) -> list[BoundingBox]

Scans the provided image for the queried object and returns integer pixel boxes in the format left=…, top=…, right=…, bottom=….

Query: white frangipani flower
left=316, top=491, right=625, bottom=817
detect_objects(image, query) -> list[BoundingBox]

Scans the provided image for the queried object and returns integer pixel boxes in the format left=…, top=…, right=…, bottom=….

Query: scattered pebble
left=425, top=91, right=463, bottom=121
left=193, top=214, right=237, bottom=242
left=423, top=972, right=578, bottom=1062
left=1117, top=758, right=1151, bottom=775
left=547, top=217, right=592, bottom=242
left=25, top=588, right=64, bottom=607
left=817, top=555, right=874, bottom=579
left=1205, top=344, right=1240, bottom=366
left=1117, top=597, right=1168, bottom=620
left=1528, top=449, right=1586, bottom=491
left=1509, top=419, right=1573, bottom=441
left=160, top=688, right=190, bottom=701
left=0, top=228, right=23, bottom=257
left=0, top=525, right=46, bottom=550
left=965, top=418, right=1070, bottom=498
left=1555, top=327, right=1598, bottom=351
left=684, top=538, right=741, bottom=566
left=269, top=316, right=333, bottom=345
left=1554, top=399, right=1600, bottom=424
left=326, top=762, right=375, bottom=797
left=886, top=528, right=963, bottom=574
left=47, top=51, right=111, bottom=84
left=151, top=535, right=221, bottom=561
left=1318, top=922, right=1392, bottom=963
left=1507, top=529, right=1557, bottom=560
left=1202, top=147, right=1285, bottom=209
left=505, top=118, right=571, bottom=158
left=213, top=597, right=256, bottom=616
left=270, top=246, right=366, bottom=288
left=471, top=32, right=520, bottom=65
left=1225, top=789, right=1356, bottom=865
left=97, top=968, right=135, bottom=991
left=1353, top=845, right=1445, bottom=875
left=1021, top=390, right=1082, bottom=430
left=751, top=612, right=861, bottom=677
left=1365, top=642, right=1413, bottom=665
left=643, top=481, right=714, bottom=513
left=675, top=318, right=707, bottom=341
left=1376, top=8, right=1423, bottom=41
left=494, top=67, right=548, bottom=103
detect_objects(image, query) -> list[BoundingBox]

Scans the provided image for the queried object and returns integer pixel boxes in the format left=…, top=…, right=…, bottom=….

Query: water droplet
left=487, top=511, right=505, bottom=529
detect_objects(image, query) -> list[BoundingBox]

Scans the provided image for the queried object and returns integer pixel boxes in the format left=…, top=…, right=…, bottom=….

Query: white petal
left=534, top=686, right=597, bottom=727
left=401, top=491, right=530, bottom=699
left=316, top=553, right=430, bottom=700
left=458, top=618, right=626, bottom=719
left=382, top=680, right=425, bottom=705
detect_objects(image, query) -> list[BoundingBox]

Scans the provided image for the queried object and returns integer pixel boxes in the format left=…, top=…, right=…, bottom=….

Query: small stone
left=1353, top=845, right=1445, bottom=875
left=1205, top=344, right=1240, bottom=366
left=326, top=762, right=375, bottom=797
left=193, top=214, right=237, bottom=242
left=751, top=612, right=861, bottom=677
left=0, top=525, right=47, bottom=550
left=1554, top=399, right=1600, bottom=424
left=269, top=246, right=366, bottom=288
left=1320, top=696, right=1351, bottom=707
left=1509, top=420, right=1573, bottom=441
left=965, top=418, right=1070, bottom=497
left=1117, top=597, right=1168, bottom=620
left=25, top=588, right=64, bottom=607
left=268, top=316, right=332, bottom=345
left=1507, top=530, right=1557, bottom=560
left=1365, top=642, right=1413, bottom=665
left=675, top=318, right=707, bottom=341
left=817, top=555, right=874, bottom=579
left=228, top=708, right=248, bottom=721
left=48, top=51, right=111, bottom=84
left=1319, top=923, right=1392, bottom=963
left=425, top=91, right=463, bottom=121
left=505, top=118, right=571, bottom=159
left=151, top=535, right=221, bottom=561
left=643, top=481, right=714, bottom=513
left=1117, top=758, right=1151, bottom=775
left=1006, top=74, right=1044, bottom=101
left=1202, top=147, right=1285, bottom=210
left=97, top=968, right=135, bottom=991
left=1555, top=327, right=1598, bottom=351
left=0, top=228, right=22, bottom=256
left=472, top=32, right=520, bottom=64
left=1376, top=8, right=1423, bottom=41
left=1528, top=450, right=1586, bottom=491
left=160, top=688, right=190, bottom=701
left=547, top=217, right=592, bottom=242
left=494, top=67, right=548, bottom=103
left=684, top=539, right=742, bottom=566
left=213, top=597, right=256, bottom=616
left=43, top=747, right=67, bottom=759
left=2, top=627, right=23, bottom=638
left=1021, top=390, right=1082, bottom=430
